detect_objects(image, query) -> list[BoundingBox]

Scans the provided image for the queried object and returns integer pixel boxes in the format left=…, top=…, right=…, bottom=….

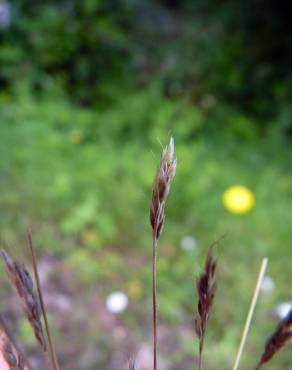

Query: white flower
left=180, top=235, right=197, bottom=251
left=260, top=276, right=275, bottom=293
left=106, top=291, right=128, bottom=314
left=275, top=302, right=292, bottom=319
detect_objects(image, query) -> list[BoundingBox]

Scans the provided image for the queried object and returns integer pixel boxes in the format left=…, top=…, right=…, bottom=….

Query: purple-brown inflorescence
left=255, top=308, right=292, bottom=370
left=150, top=137, right=176, bottom=240
left=150, top=137, right=176, bottom=370
left=0, top=315, right=31, bottom=370
left=0, top=337, right=25, bottom=370
left=195, top=246, right=217, bottom=370
left=0, top=249, right=47, bottom=352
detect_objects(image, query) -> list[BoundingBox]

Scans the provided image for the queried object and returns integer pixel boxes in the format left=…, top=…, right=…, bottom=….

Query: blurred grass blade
left=232, top=258, right=268, bottom=370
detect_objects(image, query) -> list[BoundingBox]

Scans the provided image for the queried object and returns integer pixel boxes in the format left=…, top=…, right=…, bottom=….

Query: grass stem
left=152, top=232, right=158, bottom=370
left=232, top=258, right=268, bottom=370
left=198, top=338, right=205, bottom=370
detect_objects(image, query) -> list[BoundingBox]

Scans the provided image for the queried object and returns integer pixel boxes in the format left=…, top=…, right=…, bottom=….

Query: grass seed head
left=150, top=137, right=176, bottom=240
left=0, top=249, right=47, bottom=352
left=0, top=333, right=25, bottom=370
left=195, top=247, right=217, bottom=341
left=255, top=308, right=292, bottom=370
left=3, top=341, right=25, bottom=370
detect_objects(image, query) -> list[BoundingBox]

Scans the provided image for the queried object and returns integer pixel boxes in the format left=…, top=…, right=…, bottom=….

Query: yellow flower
left=222, top=185, right=255, bottom=214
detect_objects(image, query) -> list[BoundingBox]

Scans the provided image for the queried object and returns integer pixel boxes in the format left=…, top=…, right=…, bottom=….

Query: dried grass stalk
left=195, top=246, right=217, bottom=370
left=150, top=137, right=176, bottom=370
left=255, top=308, right=292, bottom=370
left=232, top=258, right=268, bottom=370
left=0, top=249, right=47, bottom=352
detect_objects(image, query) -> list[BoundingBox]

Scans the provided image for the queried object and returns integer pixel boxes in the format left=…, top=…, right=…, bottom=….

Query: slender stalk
left=27, top=231, right=60, bottom=370
left=198, top=338, right=204, bottom=370
left=232, top=258, right=268, bottom=370
left=152, top=231, right=158, bottom=370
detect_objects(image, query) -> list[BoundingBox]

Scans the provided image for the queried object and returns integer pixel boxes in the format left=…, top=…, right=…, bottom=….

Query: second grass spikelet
left=0, top=250, right=47, bottom=352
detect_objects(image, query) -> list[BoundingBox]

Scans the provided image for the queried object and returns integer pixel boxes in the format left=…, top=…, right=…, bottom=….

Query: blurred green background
left=0, top=1, right=291, bottom=369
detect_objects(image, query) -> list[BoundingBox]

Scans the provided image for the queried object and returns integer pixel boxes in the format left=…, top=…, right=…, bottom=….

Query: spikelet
left=0, top=329, right=25, bottom=370
left=195, top=246, right=217, bottom=370
left=150, top=137, right=176, bottom=240
left=2, top=342, right=25, bottom=370
left=255, top=308, right=292, bottom=370
left=0, top=249, right=47, bottom=352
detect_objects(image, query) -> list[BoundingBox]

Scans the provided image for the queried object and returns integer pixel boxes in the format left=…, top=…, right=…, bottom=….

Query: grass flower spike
left=195, top=245, right=217, bottom=370
left=150, top=137, right=176, bottom=240
left=150, top=137, right=176, bottom=370
left=0, top=250, right=47, bottom=352
left=0, top=339, right=25, bottom=370
left=255, top=308, right=292, bottom=370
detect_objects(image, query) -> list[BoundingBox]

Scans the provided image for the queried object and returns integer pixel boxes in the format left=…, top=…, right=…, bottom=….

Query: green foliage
left=1, top=0, right=292, bottom=132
